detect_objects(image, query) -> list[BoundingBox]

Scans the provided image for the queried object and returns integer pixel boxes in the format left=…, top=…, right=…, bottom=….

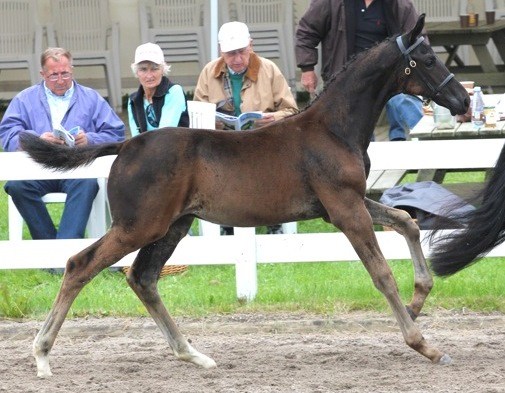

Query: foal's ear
left=408, top=14, right=426, bottom=46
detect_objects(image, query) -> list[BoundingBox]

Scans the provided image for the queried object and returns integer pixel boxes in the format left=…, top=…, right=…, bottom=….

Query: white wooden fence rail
left=1, top=139, right=505, bottom=300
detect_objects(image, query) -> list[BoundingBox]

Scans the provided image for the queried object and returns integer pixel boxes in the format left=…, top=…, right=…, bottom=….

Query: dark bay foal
left=21, top=15, right=469, bottom=377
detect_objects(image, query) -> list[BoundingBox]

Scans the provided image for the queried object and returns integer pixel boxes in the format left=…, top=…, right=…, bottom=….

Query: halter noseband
left=396, top=35, right=454, bottom=98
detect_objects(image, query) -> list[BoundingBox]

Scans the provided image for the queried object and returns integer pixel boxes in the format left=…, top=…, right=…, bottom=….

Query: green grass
left=1, top=173, right=504, bottom=319
left=401, top=169, right=486, bottom=184
left=1, top=258, right=504, bottom=319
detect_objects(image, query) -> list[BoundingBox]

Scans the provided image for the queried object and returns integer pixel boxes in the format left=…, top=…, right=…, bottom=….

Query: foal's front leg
left=365, top=197, right=433, bottom=319
left=125, top=219, right=216, bottom=369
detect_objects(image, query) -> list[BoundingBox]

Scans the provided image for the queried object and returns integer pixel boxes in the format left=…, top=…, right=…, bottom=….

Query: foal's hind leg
left=33, top=231, right=141, bottom=377
left=125, top=216, right=216, bottom=369
left=326, top=196, right=449, bottom=364
left=365, top=198, right=433, bottom=319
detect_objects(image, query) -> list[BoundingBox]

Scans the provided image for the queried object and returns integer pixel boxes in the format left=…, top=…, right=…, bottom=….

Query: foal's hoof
left=437, top=353, right=452, bottom=365
left=37, top=370, right=53, bottom=378
left=189, top=351, right=217, bottom=369
left=177, top=346, right=217, bottom=369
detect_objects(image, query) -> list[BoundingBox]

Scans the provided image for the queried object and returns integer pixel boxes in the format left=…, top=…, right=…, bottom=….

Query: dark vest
left=129, top=76, right=189, bottom=133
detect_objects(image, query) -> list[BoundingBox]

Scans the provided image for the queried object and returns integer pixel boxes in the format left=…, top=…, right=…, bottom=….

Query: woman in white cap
left=128, top=42, right=189, bottom=136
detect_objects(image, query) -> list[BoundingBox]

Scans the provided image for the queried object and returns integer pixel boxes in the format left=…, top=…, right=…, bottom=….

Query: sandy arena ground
left=1, top=311, right=504, bottom=393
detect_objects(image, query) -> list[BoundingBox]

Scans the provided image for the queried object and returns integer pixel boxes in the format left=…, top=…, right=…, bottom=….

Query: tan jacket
left=194, top=52, right=298, bottom=121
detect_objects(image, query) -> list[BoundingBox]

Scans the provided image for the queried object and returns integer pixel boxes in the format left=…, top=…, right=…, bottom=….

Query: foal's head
left=395, top=14, right=470, bottom=115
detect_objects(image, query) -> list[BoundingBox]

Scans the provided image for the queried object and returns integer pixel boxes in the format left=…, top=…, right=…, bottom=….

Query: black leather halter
left=396, top=35, right=454, bottom=99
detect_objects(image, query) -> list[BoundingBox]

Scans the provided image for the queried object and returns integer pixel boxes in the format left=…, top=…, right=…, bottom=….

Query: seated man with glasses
left=128, top=42, right=189, bottom=136
left=0, top=47, right=125, bottom=242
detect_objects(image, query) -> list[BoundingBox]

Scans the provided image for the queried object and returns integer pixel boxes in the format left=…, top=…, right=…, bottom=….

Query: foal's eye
left=425, top=58, right=436, bottom=68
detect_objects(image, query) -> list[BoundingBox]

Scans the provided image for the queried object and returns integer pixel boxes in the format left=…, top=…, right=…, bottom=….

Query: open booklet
left=215, top=111, right=263, bottom=130
left=53, top=125, right=80, bottom=147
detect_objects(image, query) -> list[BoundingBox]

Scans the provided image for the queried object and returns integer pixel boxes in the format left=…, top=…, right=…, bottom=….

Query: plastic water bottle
left=471, top=86, right=485, bottom=128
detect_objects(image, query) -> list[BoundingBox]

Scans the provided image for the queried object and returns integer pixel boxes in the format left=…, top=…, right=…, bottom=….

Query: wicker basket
left=121, top=265, right=189, bottom=278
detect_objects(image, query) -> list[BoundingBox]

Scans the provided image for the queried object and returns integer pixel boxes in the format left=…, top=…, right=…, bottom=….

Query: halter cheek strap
left=396, top=35, right=454, bottom=97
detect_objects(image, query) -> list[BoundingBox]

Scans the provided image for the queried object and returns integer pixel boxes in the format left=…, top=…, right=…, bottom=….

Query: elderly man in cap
left=194, top=21, right=298, bottom=235
left=194, top=21, right=298, bottom=127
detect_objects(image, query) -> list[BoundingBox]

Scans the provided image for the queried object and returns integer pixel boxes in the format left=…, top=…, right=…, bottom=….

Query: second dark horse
left=21, top=16, right=469, bottom=377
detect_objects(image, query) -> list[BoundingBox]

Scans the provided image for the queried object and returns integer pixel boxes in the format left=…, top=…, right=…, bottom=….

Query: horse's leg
left=327, top=195, right=450, bottom=364
left=33, top=228, right=141, bottom=377
left=124, top=216, right=216, bottom=369
left=365, top=197, right=433, bottom=320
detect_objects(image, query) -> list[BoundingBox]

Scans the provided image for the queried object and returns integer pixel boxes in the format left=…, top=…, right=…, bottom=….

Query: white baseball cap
left=133, top=42, right=165, bottom=65
left=218, top=22, right=251, bottom=53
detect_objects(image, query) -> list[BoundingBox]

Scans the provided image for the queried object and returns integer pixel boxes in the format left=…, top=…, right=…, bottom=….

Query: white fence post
left=233, top=227, right=258, bottom=301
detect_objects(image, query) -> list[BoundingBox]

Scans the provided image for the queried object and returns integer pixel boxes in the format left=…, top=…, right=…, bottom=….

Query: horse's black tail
left=19, top=132, right=125, bottom=171
left=429, top=144, right=505, bottom=276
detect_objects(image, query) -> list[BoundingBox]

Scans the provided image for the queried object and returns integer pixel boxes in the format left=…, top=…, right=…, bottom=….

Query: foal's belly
left=194, top=190, right=325, bottom=227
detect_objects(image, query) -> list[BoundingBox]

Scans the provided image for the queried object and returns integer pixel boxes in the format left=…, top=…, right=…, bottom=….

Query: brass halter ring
left=405, top=60, right=417, bottom=75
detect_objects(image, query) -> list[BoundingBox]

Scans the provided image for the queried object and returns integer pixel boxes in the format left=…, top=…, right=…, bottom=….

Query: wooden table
left=411, top=94, right=505, bottom=140
left=410, top=94, right=505, bottom=182
left=410, top=114, right=505, bottom=141
left=425, top=20, right=505, bottom=89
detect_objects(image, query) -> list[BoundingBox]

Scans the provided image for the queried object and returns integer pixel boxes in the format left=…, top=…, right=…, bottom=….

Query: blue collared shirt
left=43, top=82, right=75, bottom=129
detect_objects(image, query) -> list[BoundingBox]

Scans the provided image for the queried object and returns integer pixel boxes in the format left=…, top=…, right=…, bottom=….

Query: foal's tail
left=19, top=132, right=125, bottom=171
left=429, top=144, right=505, bottom=276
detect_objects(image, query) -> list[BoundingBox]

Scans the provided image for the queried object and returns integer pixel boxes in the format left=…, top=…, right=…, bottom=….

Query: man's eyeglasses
left=146, top=104, right=159, bottom=128
left=46, top=72, right=72, bottom=82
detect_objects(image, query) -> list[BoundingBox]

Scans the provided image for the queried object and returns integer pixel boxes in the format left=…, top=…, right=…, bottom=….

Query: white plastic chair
left=46, top=0, right=122, bottom=112
left=186, top=100, right=221, bottom=236
left=221, top=0, right=297, bottom=89
left=8, top=178, right=109, bottom=240
left=413, top=0, right=461, bottom=21
left=139, top=0, right=210, bottom=70
left=187, top=100, right=216, bottom=130
left=0, top=0, right=43, bottom=85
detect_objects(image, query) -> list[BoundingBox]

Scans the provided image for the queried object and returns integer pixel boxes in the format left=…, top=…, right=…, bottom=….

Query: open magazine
left=215, top=111, right=263, bottom=130
left=53, top=125, right=80, bottom=147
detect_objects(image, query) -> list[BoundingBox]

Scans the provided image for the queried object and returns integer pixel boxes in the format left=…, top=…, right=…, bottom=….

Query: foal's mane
left=302, top=35, right=399, bottom=111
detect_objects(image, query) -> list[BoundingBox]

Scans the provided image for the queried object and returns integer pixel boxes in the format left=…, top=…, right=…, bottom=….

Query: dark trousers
left=5, top=179, right=99, bottom=239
